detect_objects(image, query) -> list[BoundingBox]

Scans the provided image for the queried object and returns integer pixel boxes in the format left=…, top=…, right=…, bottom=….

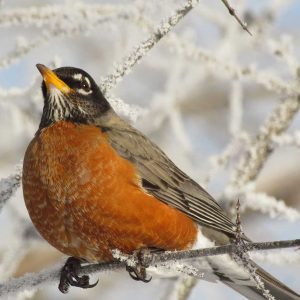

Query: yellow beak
left=36, top=64, right=72, bottom=94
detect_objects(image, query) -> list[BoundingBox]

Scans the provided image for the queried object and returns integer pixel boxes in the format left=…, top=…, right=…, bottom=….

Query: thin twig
left=221, top=0, right=252, bottom=35
left=235, top=198, right=243, bottom=242
left=233, top=199, right=275, bottom=300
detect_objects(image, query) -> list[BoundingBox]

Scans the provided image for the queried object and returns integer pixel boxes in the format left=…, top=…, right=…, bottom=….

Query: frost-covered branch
left=0, top=2, right=162, bottom=72
left=0, top=12, right=148, bottom=69
left=0, top=166, right=22, bottom=213
left=100, top=0, right=253, bottom=94
left=165, top=34, right=299, bottom=97
left=201, top=133, right=249, bottom=187
left=0, top=3, right=139, bottom=28
left=233, top=200, right=275, bottom=300
left=225, top=184, right=300, bottom=221
left=223, top=96, right=300, bottom=217
left=0, top=1, right=300, bottom=299
left=272, top=131, right=300, bottom=148
left=230, top=96, right=300, bottom=189
left=100, top=0, right=200, bottom=94
left=0, top=239, right=299, bottom=298
left=242, top=190, right=300, bottom=221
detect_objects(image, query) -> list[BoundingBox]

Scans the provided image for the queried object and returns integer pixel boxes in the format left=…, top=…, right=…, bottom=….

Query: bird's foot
left=59, top=257, right=99, bottom=293
left=126, top=248, right=153, bottom=283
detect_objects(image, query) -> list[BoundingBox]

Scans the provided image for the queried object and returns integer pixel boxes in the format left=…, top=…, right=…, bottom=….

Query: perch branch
left=0, top=238, right=299, bottom=298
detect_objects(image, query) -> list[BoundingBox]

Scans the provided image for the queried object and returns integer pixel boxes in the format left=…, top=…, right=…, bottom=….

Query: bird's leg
left=59, top=257, right=99, bottom=293
left=126, top=248, right=155, bottom=283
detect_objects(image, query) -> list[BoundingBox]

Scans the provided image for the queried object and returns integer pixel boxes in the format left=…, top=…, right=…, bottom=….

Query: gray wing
left=100, top=117, right=236, bottom=237
left=95, top=112, right=299, bottom=300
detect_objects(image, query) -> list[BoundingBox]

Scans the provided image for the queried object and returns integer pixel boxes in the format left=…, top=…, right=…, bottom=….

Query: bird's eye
left=72, top=73, right=92, bottom=95
left=81, top=78, right=90, bottom=91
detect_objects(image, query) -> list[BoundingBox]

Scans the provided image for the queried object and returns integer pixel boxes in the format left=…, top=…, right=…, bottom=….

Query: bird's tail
left=149, top=231, right=300, bottom=299
left=149, top=252, right=300, bottom=299
left=192, top=230, right=300, bottom=299
left=220, top=259, right=300, bottom=300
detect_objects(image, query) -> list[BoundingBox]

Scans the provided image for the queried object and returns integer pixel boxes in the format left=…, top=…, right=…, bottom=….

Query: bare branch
left=220, top=0, right=252, bottom=35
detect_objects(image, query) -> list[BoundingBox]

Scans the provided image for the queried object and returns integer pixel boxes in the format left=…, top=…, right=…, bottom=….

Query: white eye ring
left=77, top=88, right=92, bottom=95
left=81, top=79, right=90, bottom=90
left=72, top=73, right=92, bottom=93
left=83, top=76, right=91, bottom=87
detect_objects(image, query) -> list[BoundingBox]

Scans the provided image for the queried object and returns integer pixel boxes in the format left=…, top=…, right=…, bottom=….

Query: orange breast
left=22, top=121, right=197, bottom=262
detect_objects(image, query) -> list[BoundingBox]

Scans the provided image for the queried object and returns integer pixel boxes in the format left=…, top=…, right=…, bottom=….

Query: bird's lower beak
left=36, top=64, right=72, bottom=94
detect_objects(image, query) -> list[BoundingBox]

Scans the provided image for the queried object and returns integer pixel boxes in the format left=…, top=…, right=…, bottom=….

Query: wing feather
left=102, top=121, right=236, bottom=237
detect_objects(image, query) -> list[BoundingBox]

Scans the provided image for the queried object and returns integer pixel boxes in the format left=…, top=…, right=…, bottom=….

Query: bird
left=22, top=63, right=300, bottom=299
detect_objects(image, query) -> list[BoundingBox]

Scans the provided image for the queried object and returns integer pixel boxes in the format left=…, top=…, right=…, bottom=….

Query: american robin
left=22, top=64, right=300, bottom=299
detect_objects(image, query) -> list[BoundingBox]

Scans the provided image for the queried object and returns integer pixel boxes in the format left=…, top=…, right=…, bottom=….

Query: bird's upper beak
left=36, top=64, right=72, bottom=94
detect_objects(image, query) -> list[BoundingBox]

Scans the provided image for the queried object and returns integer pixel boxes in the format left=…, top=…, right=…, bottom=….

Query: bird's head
left=36, top=64, right=111, bottom=129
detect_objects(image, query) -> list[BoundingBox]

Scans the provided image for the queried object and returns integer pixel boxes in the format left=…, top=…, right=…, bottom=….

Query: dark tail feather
left=222, top=260, right=300, bottom=300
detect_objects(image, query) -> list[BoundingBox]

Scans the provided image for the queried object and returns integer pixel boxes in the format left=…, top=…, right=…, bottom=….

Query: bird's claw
left=59, top=257, right=99, bottom=293
left=126, top=265, right=152, bottom=282
left=126, top=249, right=152, bottom=283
